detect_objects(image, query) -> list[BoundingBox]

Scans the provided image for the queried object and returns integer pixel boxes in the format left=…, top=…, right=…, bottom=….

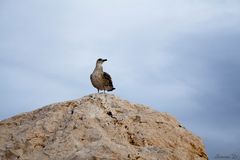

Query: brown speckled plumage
left=90, top=58, right=115, bottom=93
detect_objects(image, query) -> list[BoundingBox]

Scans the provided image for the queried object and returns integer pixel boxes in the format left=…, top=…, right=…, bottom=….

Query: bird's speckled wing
left=103, top=72, right=113, bottom=87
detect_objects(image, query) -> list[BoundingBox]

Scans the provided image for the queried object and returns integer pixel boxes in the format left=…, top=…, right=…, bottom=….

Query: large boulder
left=0, top=94, right=208, bottom=160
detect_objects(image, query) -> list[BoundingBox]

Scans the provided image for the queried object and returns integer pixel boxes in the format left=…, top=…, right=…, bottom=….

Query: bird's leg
left=104, top=90, right=105, bottom=94
left=98, top=89, right=99, bottom=93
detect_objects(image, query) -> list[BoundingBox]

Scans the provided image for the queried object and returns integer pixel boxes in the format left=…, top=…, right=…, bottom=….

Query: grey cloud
left=1, top=0, right=240, bottom=158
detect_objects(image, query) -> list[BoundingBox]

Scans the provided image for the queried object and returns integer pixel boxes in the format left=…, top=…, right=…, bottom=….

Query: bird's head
left=96, top=58, right=107, bottom=65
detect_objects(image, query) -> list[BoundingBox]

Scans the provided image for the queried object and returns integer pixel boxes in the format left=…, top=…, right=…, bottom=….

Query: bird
left=90, top=58, right=115, bottom=93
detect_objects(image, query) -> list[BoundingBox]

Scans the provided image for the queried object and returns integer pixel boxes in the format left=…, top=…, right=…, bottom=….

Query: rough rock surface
left=0, top=94, right=208, bottom=160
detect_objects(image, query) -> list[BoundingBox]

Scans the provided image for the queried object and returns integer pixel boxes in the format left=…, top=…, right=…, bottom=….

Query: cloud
left=1, top=0, right=240, bottom=158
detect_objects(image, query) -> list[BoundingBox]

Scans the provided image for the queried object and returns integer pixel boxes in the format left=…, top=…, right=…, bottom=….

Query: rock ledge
left=0, top=94, right=208, bottom=160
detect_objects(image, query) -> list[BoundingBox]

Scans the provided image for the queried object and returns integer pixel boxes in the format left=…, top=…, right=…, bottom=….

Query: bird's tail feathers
left=107, top=87, right=115, bottom=91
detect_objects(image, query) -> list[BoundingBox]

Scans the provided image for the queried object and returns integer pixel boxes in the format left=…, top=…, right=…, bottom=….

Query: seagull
left=90, top=58, right=115, bottom=93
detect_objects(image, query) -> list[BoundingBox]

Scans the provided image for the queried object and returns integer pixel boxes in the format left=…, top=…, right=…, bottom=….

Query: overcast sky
left=1, top=0, right=240, bottom=158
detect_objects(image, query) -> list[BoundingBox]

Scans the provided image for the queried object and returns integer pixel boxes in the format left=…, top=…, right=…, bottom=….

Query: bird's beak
left=103, top=59, right=107, bottom=62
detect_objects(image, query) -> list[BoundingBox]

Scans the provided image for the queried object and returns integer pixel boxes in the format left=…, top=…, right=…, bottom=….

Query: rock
left=0, top=94, right=208, bottom=160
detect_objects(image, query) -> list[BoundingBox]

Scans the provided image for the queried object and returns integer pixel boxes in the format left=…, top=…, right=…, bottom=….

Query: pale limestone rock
left=0, top=94, right=208, bottom=160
